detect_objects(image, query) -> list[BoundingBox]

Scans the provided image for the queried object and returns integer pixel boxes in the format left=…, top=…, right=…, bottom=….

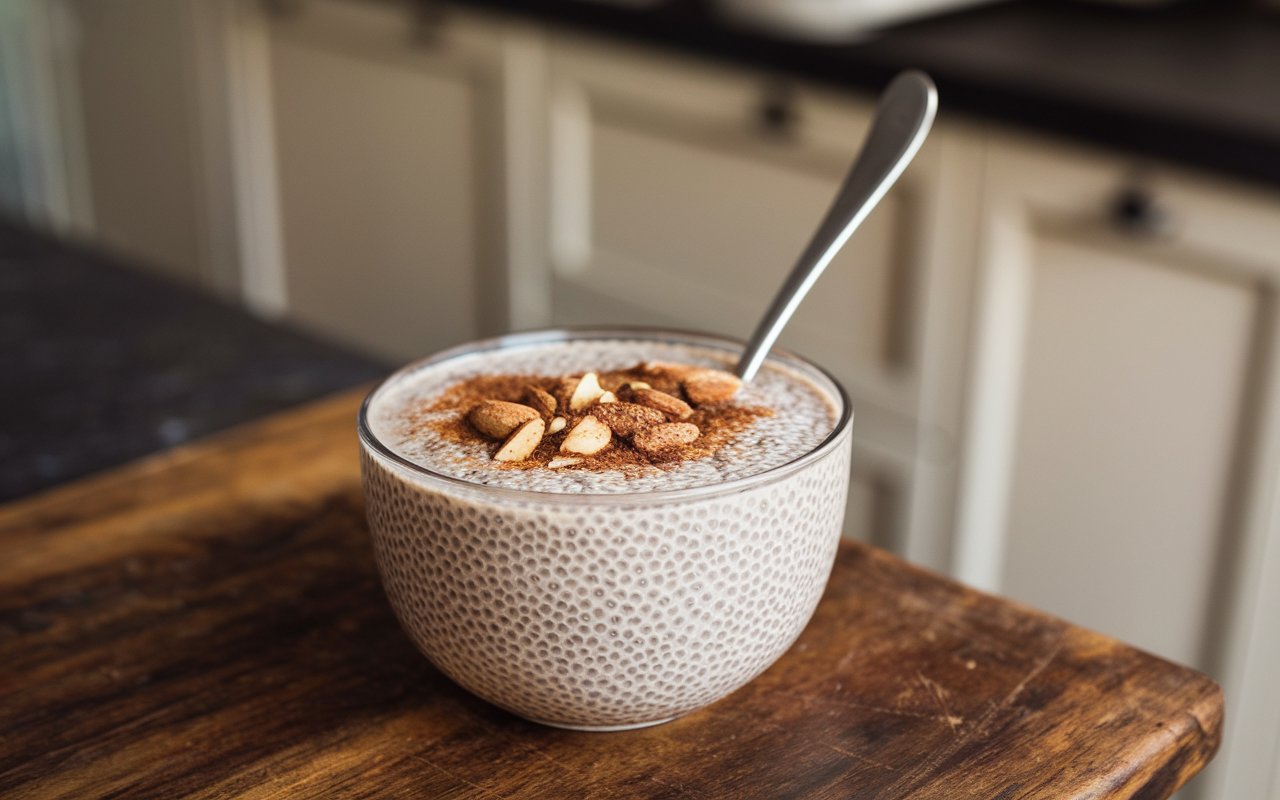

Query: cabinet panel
left=270, top=38, right=481, bottom=360
left=70, top=0, right=204, bottom=283
left=844, top=476, right=879, bottom=544
left=1001, top=233, right=1256, bottom=665
left=844, top=463, right=905, bottom=550
left=259, top=1, right=504, bottom=361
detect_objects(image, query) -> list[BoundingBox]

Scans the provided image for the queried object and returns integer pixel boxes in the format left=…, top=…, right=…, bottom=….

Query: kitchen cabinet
left=242, top=0, right=519, bottom=361
left=543, top=35, right=983, bottom=551
left=953, top=132, right=1280, bottom=799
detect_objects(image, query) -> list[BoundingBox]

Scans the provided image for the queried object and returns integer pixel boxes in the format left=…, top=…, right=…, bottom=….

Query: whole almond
left=683, top=368, right=742, bottom=406
left=643, top=361, right=697, bottom=380
left=568, top=372, right=606, bottom=412
left=592, top=402, right=666, bottom=437
left=523, top=385, right=557, bottom=418
left=493, top=417, right=545, bottom=462
left=468, top=400, right=539, bottom=439
left=633, top=422, right=699, bottom=456
left=560, top=415, right=612, bottom=455
left=630, top=387, right=693, bottom=420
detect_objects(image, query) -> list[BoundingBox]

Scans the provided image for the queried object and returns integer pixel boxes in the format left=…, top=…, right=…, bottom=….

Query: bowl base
left=520, top=714, right=679, bottom=732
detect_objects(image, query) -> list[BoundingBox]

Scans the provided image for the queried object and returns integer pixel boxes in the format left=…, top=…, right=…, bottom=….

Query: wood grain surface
left=0, top=389, right=1222, bottom=799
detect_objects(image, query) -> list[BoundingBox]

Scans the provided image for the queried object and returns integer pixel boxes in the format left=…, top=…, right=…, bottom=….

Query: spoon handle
left=735, top=71, right=937, bottom=382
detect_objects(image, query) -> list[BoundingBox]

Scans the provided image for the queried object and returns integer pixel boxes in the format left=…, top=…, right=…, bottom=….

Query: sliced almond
left=625, top=381, right=651, bottom=391
left=598, top=391, right=618, bottom=404
left=633, top=422, right=699, bottom=457
left=560, top=415, right=612, bottom=456
left=547, top=416, right=567, bottom=434
left=568, top=372, right=606, bottom=412
left=630, top=387, right=693, bottom=420
left=523, top=385, right=557, bottom=418
left=548, top=456, right=582, bottom=469
left=468, top=400, right=540, bottom=439
left=493, top=417, right=544, bottom=462
left=683, top=368, right=742, bottom=406
left=592, top=401, right=666, bottom=437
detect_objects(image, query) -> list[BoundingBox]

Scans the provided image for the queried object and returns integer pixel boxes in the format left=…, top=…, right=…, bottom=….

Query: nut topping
left=523, top=385, right=557, bottom=418
left=560, top=415, right=612, bottom=455
left=633, top=422, right=700, bottom=456
left=468, top=400, right=540, bottom=439
left=682, top=368, right=742, bottom=406
left=643, top=361, right=697, bottom=380
left=629, top=387, right=693, bottom=420
left=592, top=402, right=666, bottom=437
left=493, top=417, right=545, bottom=462
left=568, top=372, right=607, bottom=412
left=435, top=359, right=769, bottom=473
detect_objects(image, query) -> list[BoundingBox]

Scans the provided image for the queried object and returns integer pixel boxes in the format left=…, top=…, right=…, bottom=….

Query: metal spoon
left=735, top=71, right=938, bottom=382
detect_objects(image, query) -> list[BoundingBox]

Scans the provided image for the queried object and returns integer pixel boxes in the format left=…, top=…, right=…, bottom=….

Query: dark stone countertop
left=0, top=220, right=388, bottom=504
left=457, top=0, right=1280, bottom=190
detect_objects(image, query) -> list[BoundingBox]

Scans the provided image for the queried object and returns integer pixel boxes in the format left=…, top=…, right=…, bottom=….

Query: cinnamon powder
left=404, top=365, right=773, bottom=477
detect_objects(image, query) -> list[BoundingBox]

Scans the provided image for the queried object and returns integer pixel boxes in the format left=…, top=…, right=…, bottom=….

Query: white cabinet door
left=956, top=133, right=1280, bottom=800
left=545, top=36, right=982, bottom=553
left=64, top=0, right=210, bottom=286
left=243, top=0, right=516, bottom=362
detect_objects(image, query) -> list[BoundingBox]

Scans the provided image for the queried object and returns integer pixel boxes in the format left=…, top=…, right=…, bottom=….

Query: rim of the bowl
left=357, top=327, right=853, bottom=505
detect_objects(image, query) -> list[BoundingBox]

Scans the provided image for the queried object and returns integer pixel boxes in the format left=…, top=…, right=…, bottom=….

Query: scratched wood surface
left=0, top=389, right=1222, bottom=799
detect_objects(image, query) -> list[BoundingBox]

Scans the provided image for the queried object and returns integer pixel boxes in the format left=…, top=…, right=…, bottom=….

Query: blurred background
left=2, top=0, right=1279, bottom=796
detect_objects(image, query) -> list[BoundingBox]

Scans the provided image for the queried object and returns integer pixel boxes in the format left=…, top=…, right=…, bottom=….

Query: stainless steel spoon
left=735, top=71, right=938, bottom=382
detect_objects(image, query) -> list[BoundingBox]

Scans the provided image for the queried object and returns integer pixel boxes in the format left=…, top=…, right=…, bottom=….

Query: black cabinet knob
left=757, top=84, right=799, bottom=138
left=1109, top=185, right=1170, bottom=237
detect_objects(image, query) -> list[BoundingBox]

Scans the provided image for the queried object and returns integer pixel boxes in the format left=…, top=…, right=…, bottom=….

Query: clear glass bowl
left=358, top=328, right=853, bottom=730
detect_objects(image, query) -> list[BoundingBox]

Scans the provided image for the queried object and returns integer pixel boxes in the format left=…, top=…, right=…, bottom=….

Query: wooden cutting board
left=0, top=389, right=1222, bottom=799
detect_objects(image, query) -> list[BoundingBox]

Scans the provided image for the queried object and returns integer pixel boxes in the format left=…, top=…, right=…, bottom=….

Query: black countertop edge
left=451, top=0, right=1280, bottom=192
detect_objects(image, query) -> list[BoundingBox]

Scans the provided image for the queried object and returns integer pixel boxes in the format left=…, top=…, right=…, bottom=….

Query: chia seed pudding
left=368, top=338, right=837, bottom=493
left=359, top=329, right=853, bottom=730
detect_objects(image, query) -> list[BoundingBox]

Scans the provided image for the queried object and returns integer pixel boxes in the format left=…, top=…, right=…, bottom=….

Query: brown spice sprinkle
left=412, top=363, right=773, bottom=474
left=592, top=402, right=666, bottom=437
